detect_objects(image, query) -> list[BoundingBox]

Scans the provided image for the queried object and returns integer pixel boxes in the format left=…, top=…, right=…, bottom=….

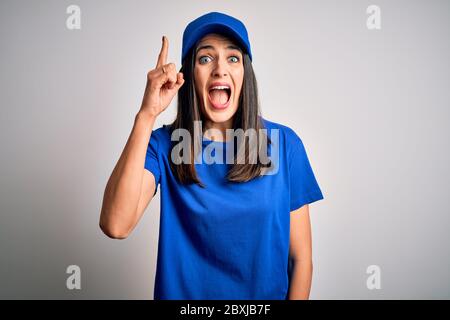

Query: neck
left=203, top=117, right=234, bottom=142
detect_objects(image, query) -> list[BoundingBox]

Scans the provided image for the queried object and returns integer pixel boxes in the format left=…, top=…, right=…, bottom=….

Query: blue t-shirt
left=144, top=117, right=324, bottom=300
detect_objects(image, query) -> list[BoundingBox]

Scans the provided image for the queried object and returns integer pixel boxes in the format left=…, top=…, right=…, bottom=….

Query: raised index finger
left=156, top=36, right=168, bottom=68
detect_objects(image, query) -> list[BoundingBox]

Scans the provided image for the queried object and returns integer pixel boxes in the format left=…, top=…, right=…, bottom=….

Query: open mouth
left=208, top=85, right=232, bottom=109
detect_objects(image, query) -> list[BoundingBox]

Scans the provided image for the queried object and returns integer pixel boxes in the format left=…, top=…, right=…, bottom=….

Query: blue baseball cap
left=181, top=12, right=253, bottom=63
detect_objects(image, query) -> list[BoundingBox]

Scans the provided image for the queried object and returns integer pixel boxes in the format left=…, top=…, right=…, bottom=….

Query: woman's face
left=194, top=33, right=244, bottom=127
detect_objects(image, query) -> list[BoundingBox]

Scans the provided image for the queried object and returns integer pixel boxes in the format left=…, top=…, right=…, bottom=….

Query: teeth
left=210, top=85, right=230, bottom=90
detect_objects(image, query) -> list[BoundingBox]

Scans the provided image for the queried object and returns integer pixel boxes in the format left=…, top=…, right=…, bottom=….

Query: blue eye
left=199, top=56, right=212, bottom=64
left=198, top=55, right=240, bottom=64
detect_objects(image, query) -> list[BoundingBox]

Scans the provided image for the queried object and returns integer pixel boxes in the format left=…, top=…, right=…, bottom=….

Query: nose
left=211, top=56, right=228, bottom=78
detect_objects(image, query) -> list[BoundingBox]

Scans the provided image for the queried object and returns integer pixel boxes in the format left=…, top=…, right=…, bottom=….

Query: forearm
left=100, top=111, right=156, bottom=237
left=288, top=259, right=313, bottom=300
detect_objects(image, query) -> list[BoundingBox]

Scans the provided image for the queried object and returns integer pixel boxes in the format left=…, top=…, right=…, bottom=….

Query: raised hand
left=139, top=36, right=185, bottom=118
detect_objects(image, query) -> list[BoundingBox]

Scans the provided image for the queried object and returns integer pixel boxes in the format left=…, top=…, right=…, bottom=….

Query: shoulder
left=148, top=124, right=171, bottom=152
left=261, top=117, right=304, bottom=154
left=151, top=124, right=171, bottom=139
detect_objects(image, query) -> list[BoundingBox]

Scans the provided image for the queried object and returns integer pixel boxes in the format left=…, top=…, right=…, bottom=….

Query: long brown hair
left=168, top=37, right=271, bottom=187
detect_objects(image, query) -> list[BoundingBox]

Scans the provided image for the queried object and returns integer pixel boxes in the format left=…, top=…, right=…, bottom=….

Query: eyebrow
left=196, top=44, right=242, bottom=54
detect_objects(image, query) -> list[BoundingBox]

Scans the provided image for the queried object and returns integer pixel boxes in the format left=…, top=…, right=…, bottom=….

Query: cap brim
left=184, top=23, right=249, bottom=60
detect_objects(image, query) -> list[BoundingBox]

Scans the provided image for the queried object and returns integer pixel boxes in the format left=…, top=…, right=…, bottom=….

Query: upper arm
left=134, top=169, right=157, bottom=220
left=289, top=204, right=312, bottom=262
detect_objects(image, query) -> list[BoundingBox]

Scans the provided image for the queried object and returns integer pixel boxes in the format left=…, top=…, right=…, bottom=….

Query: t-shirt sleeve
left=144, top=130, right=161, bottom=196
left=288, top=132, right=324, bottom=211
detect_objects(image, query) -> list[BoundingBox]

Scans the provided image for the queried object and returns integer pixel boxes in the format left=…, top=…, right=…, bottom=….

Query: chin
left=203, top=101, right=238, bottom=124
left=206, top=113, right=233, bottom=124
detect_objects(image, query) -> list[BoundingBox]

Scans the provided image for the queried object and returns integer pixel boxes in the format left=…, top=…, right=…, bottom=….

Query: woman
left=100, top=12, right=324, bottom=300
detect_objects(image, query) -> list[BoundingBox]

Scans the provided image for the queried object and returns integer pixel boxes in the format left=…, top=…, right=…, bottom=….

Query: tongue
left=210, top=89, right=229, bottom=105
